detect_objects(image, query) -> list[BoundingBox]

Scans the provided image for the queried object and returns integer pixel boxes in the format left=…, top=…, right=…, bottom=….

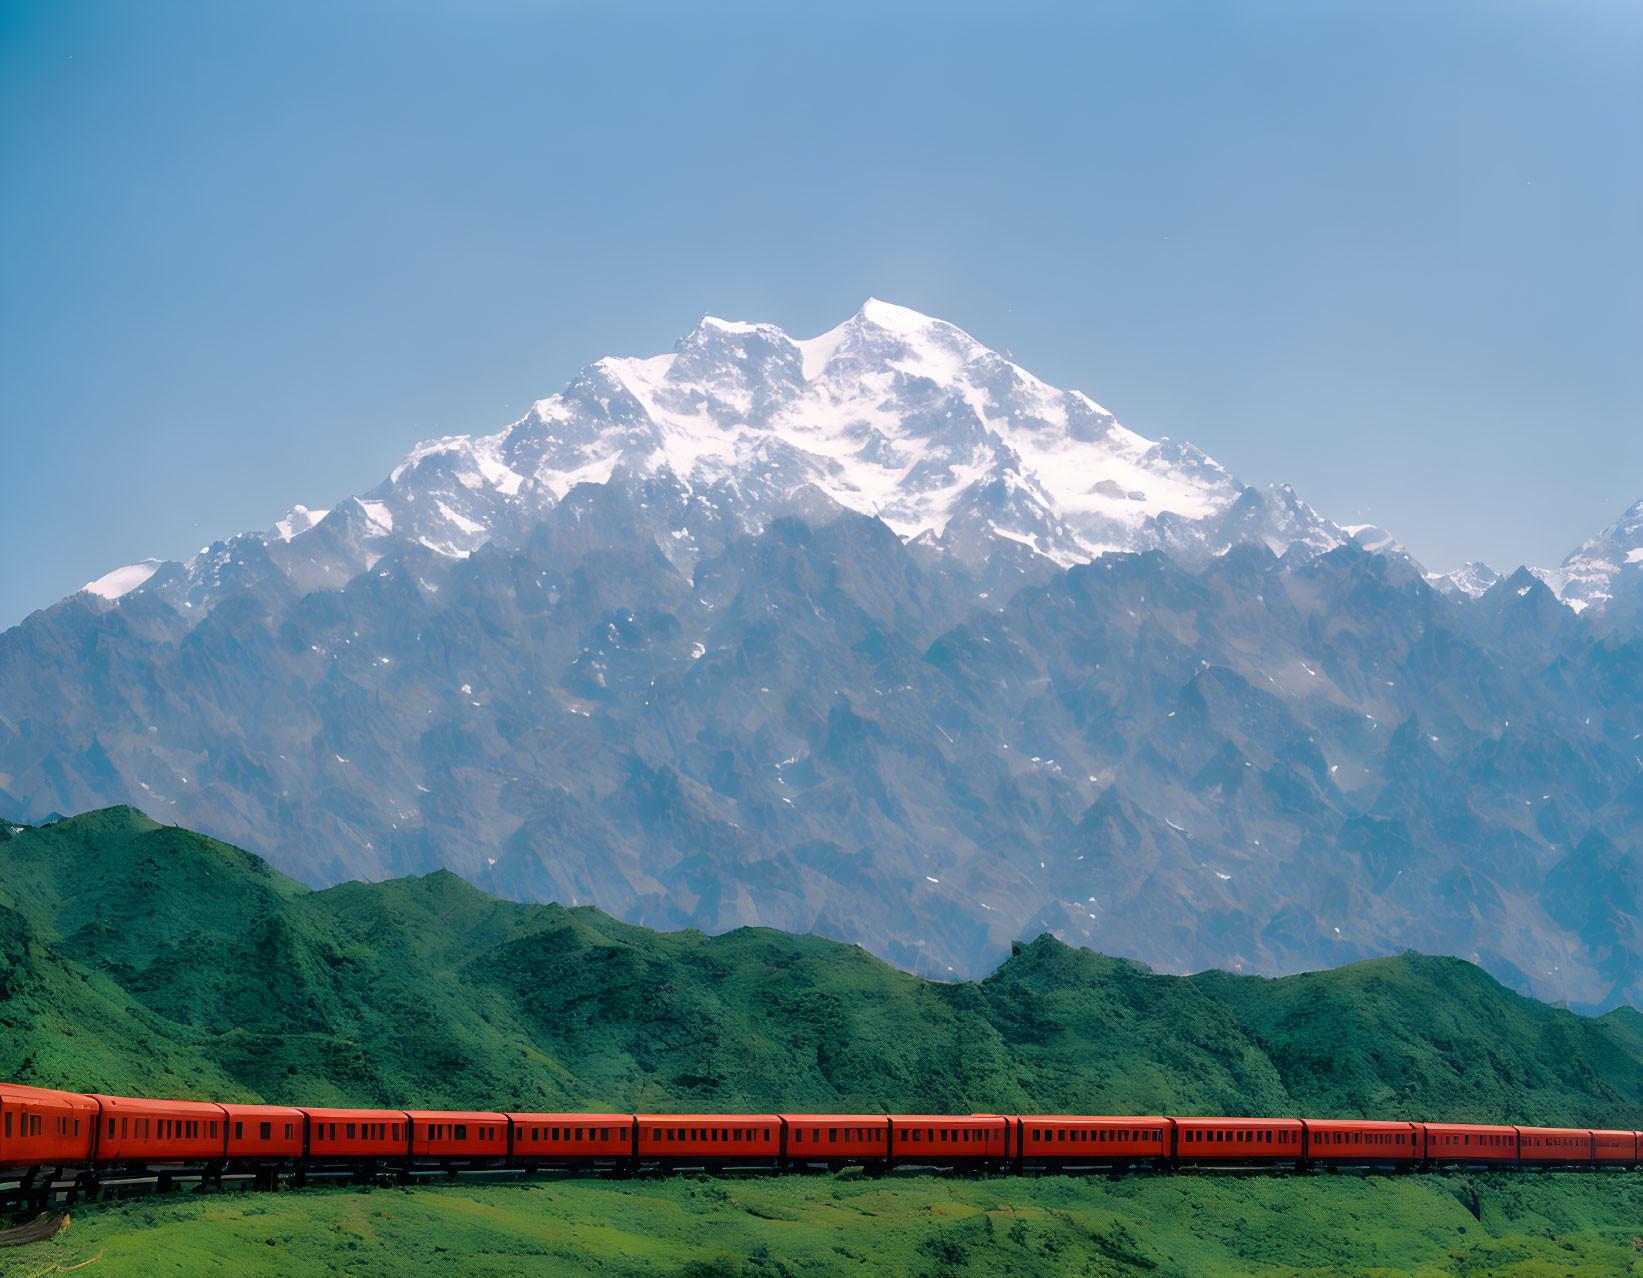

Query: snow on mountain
left=79, top=300, right=1358, bottom=621
left=1429, top=561, right=1502, bottom=600
left=81, top=560, right=162, bottom=600
left=1531, top=500, right=1643, bottom=616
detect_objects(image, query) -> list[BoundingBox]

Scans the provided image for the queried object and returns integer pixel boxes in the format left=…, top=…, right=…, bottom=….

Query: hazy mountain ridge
left=5, top=496, right=1643, bottom=1009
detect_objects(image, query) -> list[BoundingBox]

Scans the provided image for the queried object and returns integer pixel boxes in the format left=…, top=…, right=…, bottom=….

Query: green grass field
left=8, top=1170, right=1643, bottom=1277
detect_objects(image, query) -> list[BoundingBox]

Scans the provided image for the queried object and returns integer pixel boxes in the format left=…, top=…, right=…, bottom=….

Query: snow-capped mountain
left=1428, top=561, right=1503, bottom=600
left=1531, top=500, right=1643, bottom=619
left=77, top=300, right=1350, bottom=618
left=10, top=300, right=1643, bottom=1016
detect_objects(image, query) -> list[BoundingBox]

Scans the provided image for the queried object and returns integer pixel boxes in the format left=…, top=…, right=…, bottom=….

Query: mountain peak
left=853, top=296, right=942, bottom=334
left=1532, top=498, right=1643, bottom=616
left=64, top=302, right=1360, bottom=623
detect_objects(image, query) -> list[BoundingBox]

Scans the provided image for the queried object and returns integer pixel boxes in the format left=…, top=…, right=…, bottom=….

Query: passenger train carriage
left=3, top=1081, right=1640, bottom=1209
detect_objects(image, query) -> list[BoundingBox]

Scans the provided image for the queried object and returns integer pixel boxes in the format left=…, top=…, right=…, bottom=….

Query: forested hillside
left=4, top=807, right=1642, bottom=1128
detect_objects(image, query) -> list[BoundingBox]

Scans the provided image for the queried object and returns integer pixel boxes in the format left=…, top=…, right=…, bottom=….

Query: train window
left=261, top=1122, right=272, bottom=1140
left=286, top=1124, right=294, bottom=1140
left=107, top=1118, right=114, bottom=1138
left=455, top=1125, right=468, bottom=1141
left=829, top=1128, right=838, bottom=1143
left=235, top=1122, right=244, bottom=1140
left=3, top=1110, right=8, bottom=1139
left=346, top=1124, right=356, bottom=1140
left=1058, top=1130, right=1065, bottom=1142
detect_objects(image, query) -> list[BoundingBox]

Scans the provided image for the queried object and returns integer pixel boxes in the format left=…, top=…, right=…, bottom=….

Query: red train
left=3, top=1080, right=1639, bottom=1209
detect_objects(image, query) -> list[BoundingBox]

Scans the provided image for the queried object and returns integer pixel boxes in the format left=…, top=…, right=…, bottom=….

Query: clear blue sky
left=2, top=0, right=1639, bottom=629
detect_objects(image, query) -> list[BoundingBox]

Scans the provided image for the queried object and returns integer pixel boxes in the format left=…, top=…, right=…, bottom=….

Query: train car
left=1302, top=1119, right=1423, bottom=1163
left=781, top=1115, right=891, bottom=1165
left=1592, top=1130, right=1641, bottom=1164
left=1515, top=1127, right=1593, bottom=1165
left=507, top=1113, right=635, bottom=1166
left=0, top=1083, right=98, bottom=1169
left=1174, top=1117, right=1304, bottom=1163
left=1423, top=1123, right=1518, bottom=1164
left=636, top=1115, right=781, bottom=1164
left=221, top=1104, right=306, bottom=1160
left=1016, top=1116, right=1172, bottom=1165
left=889, top=1115, right=1010, bottom=1164
left=407, top=1110, right=510, bottom=1164
left=87, top=1094, right=227, bottom=1165
left=299, top=1107, right=412, bottom=1160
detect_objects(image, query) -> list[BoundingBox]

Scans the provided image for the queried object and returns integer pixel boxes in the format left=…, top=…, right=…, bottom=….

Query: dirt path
left=0, top=1212, right=69, bottom=1248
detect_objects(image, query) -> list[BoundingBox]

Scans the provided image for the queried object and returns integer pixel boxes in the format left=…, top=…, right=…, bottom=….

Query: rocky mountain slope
left=3, top=303, right=1642, bottom=1009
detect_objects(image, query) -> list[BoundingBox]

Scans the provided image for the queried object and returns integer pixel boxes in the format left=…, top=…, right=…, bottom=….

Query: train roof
left=87, top=1094, right=225, bottom=1116
left=218, top=1103, right=307, bottom=1118
left=404, top=1110, right=508, bottom=1123
left=297, top=1106, right=411, bottom=1121
left=890, top=1114, right=1010, bottom=1125
left=505, top=1112, right=633, bottom=1124
left=1014, top=1115, right=1171, bottom=1123
left=779, top=1114, right=892, bottom=1124
left=0, top=1083, right=98, bottom=1110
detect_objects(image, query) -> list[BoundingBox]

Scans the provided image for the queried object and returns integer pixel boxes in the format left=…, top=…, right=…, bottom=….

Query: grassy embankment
left=9, top=1172, right=1643, bottom=1277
